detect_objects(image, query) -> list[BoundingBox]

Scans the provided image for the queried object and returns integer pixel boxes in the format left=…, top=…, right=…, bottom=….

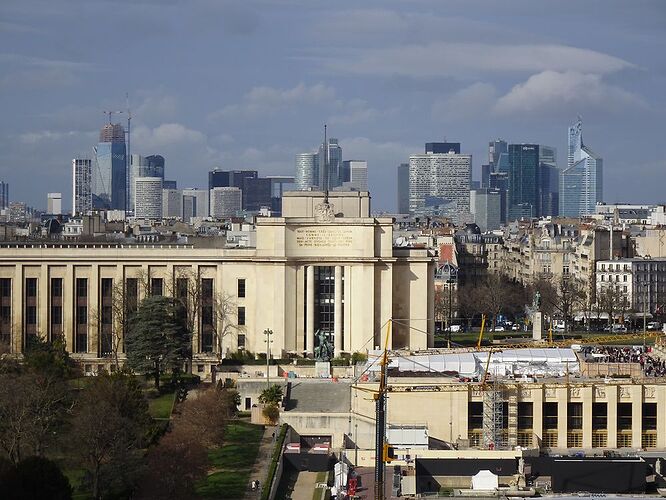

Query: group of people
left=582, top=345, right=666, bottom=377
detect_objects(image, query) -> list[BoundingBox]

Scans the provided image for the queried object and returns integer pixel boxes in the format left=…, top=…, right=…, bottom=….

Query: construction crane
left=102, top=110, right=123, bottom=123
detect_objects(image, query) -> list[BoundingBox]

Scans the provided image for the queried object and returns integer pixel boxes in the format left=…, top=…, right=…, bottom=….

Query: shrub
left=262, top=404, right=279, bottom=424
left=351, top=351, right=368, bottom=364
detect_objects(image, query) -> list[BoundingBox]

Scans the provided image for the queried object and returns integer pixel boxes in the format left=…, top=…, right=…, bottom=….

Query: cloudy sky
left=1, top=0, right=665, bottom=212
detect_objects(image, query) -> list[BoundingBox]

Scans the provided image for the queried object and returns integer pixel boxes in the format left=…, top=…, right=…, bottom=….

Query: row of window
left=0, top=277, right=247, bottom=355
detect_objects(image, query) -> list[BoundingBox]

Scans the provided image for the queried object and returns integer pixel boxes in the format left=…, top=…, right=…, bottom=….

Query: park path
left=291, top=471, right=318, bottom=500
left=244, top=424, right=279, bottom=500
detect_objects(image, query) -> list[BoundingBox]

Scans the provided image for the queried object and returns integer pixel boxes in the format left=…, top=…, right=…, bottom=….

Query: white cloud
left=18, top=129, right=95, bottom=145
left=432, top=82, right=498, bottom=120
left=134, top=90, right=178, bottom=122
left=323, top=42, right=633, bottom=79
left=328, top=99, right=398, bottom=126
left=210, top=82, right=336, bottom=120
left=493, top=71, right=645, bottom=115
left=132, top=123, right=206, bottom=150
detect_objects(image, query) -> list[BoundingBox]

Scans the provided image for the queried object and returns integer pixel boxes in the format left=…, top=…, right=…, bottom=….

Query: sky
left=1, top=0, right=665, bottom=213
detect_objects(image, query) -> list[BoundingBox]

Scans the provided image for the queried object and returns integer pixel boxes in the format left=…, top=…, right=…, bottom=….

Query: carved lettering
left=295, top=227, right=354, bottom=248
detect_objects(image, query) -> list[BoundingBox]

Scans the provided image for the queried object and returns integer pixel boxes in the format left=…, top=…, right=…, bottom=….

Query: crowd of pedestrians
left=582, top=345, right=666, bottom=377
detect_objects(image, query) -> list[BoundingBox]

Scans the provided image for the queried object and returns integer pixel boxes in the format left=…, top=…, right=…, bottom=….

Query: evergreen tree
left=125, top=295, right=191, bottom=389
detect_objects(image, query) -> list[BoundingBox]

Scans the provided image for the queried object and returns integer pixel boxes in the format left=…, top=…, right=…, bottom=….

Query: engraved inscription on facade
left=645, top=387, right=656, bottom=399
left=294, top=227, right=354, bottom=248
left=545, top=388, right=556, bottom=398
left=595, top=387, right=606, bottom=398
left=620, top=387, right=630, bottom=398
left=570, top=387, right=581, bottom=398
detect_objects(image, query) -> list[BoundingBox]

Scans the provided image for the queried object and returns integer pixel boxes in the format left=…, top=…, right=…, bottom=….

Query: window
left=237, top=278, right=246, bottom=298
left=518, top=402, right=533, bottom=430
left=592, top=403, right=607, bottom=430
left=237, top=306, right=246, bottom=326
left=101, top=278, right=113, bottom=356
left=0, top=279, right=10, bottom=344
left=197, top=364, right=205, bottom=373
left=150, top=278, right=163, bottom=296
left=24, top=278, right=38, bottom=341
left=50, top=278, right=63, bottom=340
left=75, top=278, right=88, bottom=353
left=201, top=278, right=214, bottom=353
left=568, top=402, right=583, bottom=430
left=238, top=333, right=246, bottom=350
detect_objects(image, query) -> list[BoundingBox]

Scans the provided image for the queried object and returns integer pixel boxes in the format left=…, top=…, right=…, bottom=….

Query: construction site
left=231, top=321, right=666, bottom=498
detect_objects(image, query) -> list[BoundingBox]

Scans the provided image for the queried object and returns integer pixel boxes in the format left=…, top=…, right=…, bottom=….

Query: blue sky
left=1, top=0, right=665, bottom=212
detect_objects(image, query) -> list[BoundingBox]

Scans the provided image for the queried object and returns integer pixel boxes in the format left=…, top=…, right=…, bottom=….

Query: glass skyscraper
left=93, top=123, right=126, bottom=210
left=295, top=153, right=319, bottom=190
left=318, top=138, right=343, bottom=190
left=560, top=117, right=603, bottom=217
left=508, top=144, right=559, bottom=220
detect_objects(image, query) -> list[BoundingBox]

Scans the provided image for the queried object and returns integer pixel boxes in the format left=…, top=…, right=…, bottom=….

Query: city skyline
left=1, top=0, right=665, bottom=213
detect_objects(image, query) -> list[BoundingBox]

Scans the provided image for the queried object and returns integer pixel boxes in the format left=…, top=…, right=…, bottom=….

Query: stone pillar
left=557, top=388, right=568, bottom=448
left=11, top=264, right=23, bottom=354
left=39, top=264, right=49, bottom=341
left=334, top=265, right=342, bottom=358
left=607, top=385, right=618, bottom=448
left=582, top=386, right=593, bottom=448
left=306, top=265, right=315, bottom=355
left=89, top=264, right=100, bottom=357
left=657, top=386, right=666, bottom=449
left=532, top=311, right=543, bottom=341
left=63, top=264, right=74, bottom=354
left=532, top=386, right=544, bottom=447
left=631, top=385, right=643, bottom=448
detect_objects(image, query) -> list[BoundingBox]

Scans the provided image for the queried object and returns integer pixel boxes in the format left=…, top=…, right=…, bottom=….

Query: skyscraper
left=397, top=163, right=410, bottom=214
left=470, top=188, right=501, bottom=232
left=508, top=144, right=559, bottom=220
left=72, top=158, right=92, bottom=216
left=560, top=117, right=603, bottom=217
left=182, top=188, right=209, bottom=218
left=130, top=154, right=165, bottom=212
left=47, top=193, right=62, bottom=215
left=134, top=177, right=163, bottom=219
left=93, top=123, right=126, bottom=210
left=162, top=189, right=183, bottom=218
left=207, top=169, right=268, bottom=212
left=488, top=139, right=508, bottom=169
left=295, top=153, right=319, bottom=190
left=409, top=148, right=471, bottom=224
left=210, top=187, right=242, bottom=218
left=318, top=138, right=343, bottom=190
left=0, top=181, right=8, bottom=210
left=426, top=142, right=461, bottom=154
left=340, top=160, right=368, bottom=191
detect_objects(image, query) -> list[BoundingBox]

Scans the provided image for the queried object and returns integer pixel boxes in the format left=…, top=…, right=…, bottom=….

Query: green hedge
left=261, top=424, right=288, bottom=500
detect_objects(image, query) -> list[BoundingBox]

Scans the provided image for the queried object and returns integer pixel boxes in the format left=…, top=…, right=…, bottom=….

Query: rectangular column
left=343, top=266, right=352, bottom=353
left=306, top=265, right=315, bottom=355
left=631, top=386, right=643, bottom=448
left=63, top=264, right=74, bottom=353
left=582, top=386, right=593, bottom=448
left=39, top=264, right=48, bottom=341
left=334, top=265, right=342, bottom=358
left=532, top=386, right=543, bottom=447
left=606, top=385, right=618, bottom=448
left=11, top=264, right=23, bottom=354
left=657, top=386, right=666, bottom=448
left=89, top=265, right=99, bottom=357
left=557, top=388, right=568, bottom=448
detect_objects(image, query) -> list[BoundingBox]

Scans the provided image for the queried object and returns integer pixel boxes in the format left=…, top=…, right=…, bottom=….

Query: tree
left=0, top=339, right=72, bottom=463
left=125, top=295, right=191, bottom=390
left=70, top=371, right=150, bottom=500
left=0, top=456, right=72, bottom=500
left=471, top=274, right=524, bottom=332
left=176, top=386, right=238, bottom=447
left=598, top=283, right=628, bottom=327
left=259, top=384, right=284, bottom=406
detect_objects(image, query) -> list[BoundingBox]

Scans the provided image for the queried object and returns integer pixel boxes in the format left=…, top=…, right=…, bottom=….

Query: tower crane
left=102, top=110, right=123, bottom=123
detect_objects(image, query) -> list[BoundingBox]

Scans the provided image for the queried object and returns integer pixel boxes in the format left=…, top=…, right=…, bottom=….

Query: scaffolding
left=482, top=374, right=505, bottom=450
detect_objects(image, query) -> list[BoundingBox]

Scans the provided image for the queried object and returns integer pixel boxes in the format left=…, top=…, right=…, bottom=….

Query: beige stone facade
left=0, top=211, right=435, bottom=376
left=352, top=378, right=666, bottom=451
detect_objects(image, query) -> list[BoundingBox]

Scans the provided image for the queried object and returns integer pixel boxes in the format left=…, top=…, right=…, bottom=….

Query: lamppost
left=447, top=266, right=458, bottom=348
left=263, top=328, right=273, bottom=390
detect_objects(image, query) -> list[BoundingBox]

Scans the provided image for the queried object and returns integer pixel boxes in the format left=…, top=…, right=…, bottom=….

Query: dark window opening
left=567, top=402, right=583, bottom=430
left=237, top=278, right=246, bottom=298
left=592, top=402, right=607, bottom=430
left=543, top=402, right=558, bottom=430
left=150, top=278, right=163, bottom=296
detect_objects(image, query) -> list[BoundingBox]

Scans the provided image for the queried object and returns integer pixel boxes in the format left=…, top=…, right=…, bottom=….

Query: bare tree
left=598, top=283, right=629, bottom=328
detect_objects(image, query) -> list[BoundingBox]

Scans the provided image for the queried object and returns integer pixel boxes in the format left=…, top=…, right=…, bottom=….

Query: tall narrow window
left=237, top=306, right=246, bottom=326
left=50, top=278, right=63, bottom=341
left=237, top=278, right=246, bottom=298
left=0, top=279, right=11, bottom=345
left=24, top=278, right=38, bottom=346
left=201, top=278, right=214, bottom=352
left=100, top=278, right=113, bottom=356
left=150, top=278, right=163, bottom=296
left=75, top=278, right=88, bottom=353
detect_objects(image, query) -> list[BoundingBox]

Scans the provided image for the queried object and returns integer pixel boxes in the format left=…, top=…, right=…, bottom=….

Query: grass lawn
left=63, top=468, right=90, bottom=500
left=196, top=420, right=264, bottom=499
left=147, top=391, right=176, bottom=419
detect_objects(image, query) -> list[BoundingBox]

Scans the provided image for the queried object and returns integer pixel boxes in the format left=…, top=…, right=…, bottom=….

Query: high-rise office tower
left=134, top=177, right=163, bottom=219
left=163, top=180, right=177, bottom=190
left=295, top=153, right=319, bottom=190
left=318, top=138, right=343, bottom=189
left=162, top=189, right=183, bottom=218
left=207, top=169, right=267, bottom=211
left=209, top=168, right=257, bottom=191
left=340, top=160, right=368, bottom=191
left=0, top=182, right=8, bottom=210
left=489, top=171, right=509, bottom=223
left=560, top=117, right=603, bottom=217
left=130, top=154, right=165, bottom=212
left=470, top=188, right=501, bottom=232
left=182, top=188, right=209, bottom=218
left=397, top=163, right=410, bottom=214
left=409, top=147, right=471, bottom=224
left=210, top=187, right=242, bottom=218
left=47, top=193, right=62, bottom=215
left=508, top=144, right=558, bottom=220
left=72, top=158, right=92, bottom=216
left=426, top=142, right=461, bottom=154
left=488, top=139, right=508, bottom=169
left=93, top=123, right=126, bottom=210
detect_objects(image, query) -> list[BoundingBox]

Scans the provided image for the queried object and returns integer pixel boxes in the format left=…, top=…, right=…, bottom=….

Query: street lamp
left=447, top=266, right=458, bottom=348
left=263, top=328, right=273, bottom=390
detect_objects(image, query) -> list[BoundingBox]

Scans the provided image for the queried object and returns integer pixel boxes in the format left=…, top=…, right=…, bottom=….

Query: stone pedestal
left=532, top=311, right=543, bottom=341
left=315, top=361, right=331, bottom=378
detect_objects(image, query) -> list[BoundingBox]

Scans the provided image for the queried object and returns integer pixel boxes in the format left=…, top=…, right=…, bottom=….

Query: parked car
left=492, top=325, right=505, bottom=332
left=611, top=324, right=628, bottom=333
left=647, top=321, right=662, bottom=331
left=511, top=324, right=521, bottom=331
